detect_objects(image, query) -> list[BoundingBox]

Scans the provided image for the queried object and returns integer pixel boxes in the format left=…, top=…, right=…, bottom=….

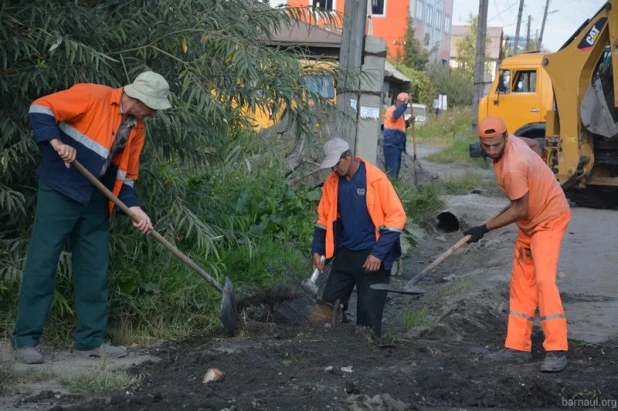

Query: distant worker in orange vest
left=383, top=92, right=412, bottom=178
left=464, top=115, right=570, bottom=373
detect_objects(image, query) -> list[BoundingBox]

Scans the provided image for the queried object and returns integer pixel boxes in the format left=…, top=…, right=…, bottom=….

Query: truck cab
left=479, top=52, right=553, bottom=139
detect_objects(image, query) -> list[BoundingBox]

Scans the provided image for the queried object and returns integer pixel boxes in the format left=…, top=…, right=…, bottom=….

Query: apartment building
left=275, top=0, right=453, bottom=62
left=410, top=0, right=453, bottom=65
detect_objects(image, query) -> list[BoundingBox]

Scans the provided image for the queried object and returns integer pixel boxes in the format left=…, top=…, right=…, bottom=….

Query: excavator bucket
left=581, top=76, right=617, bottom=138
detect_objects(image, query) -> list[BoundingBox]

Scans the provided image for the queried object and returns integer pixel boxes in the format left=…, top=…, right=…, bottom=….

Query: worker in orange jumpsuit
left=463, top=116, right=570, bottom=373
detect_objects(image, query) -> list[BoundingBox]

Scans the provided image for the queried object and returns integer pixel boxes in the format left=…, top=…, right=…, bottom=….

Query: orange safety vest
left=30, top=84, right=145, bottom=216
left=315, top=158, right=407, bottom=259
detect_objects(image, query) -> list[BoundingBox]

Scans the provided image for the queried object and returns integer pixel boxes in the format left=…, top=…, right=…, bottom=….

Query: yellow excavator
left=543, top=0, right=618, bottom=208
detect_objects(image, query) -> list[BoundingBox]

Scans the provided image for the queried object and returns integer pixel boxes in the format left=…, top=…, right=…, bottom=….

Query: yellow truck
left=472, top=1, right=618, bottom=208
left=478, top=51, right=553, bottom=140
left=470, top=52, right=553, bottom=159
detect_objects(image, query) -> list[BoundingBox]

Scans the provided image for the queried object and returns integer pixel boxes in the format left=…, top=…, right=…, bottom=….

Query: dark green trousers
left=11, top=180, right=110, bottom=350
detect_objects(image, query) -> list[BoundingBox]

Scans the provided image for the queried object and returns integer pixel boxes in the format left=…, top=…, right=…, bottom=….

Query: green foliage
left=416, top=106, right=476, bottom=147
left=0, top=0, right=339, bottom=342
left=440, top=171, right=486, bottom=195
left=438, top=276, right=473, bottom=298
left=426, top=65, right=473, bottom=108
left=59, top=369, right=143, bottom=394
left=402, top=307, right=433, bottom=330
left=453, top=14, right=492, bottom=75
left=393, top=181, right=445, bottom=227
left=425, top=139, right=486, bottom=167
left=391, top=63, right=435, bottom=108
left=397, top=18, right=435, bottom=71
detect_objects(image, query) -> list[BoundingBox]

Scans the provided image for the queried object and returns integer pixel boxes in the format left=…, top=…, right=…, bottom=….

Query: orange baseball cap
left=397, top=92, right=411, bottom=102
left=478, top=116, right=507, bottom=138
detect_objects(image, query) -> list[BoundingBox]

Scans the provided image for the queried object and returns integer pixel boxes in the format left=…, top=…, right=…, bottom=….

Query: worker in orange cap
left=464, top=115, right=570, bottom=373
left=383, top=92, right=412, bottom=178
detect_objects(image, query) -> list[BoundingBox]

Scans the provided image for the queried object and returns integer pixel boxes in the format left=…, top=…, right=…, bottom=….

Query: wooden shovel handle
left=72, top=160, right=224, bottom=293
left=405, top=204, right=511, bottom=288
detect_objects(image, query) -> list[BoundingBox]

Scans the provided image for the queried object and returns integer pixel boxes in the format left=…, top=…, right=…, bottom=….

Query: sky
left=452, top=0, right=607, bottom=52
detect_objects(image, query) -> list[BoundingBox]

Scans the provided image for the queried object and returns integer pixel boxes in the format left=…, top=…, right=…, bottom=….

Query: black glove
left=463, top=224, right=488, bottom=243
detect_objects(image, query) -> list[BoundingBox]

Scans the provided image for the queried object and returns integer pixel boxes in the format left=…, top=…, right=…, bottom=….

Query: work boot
left=541, top=351, right=567, bottom=373
left=14, top=346, right=44, bottom=364
left=485, top=348, right=531, bottom=362
left=74, top=343, right=127, bottom=359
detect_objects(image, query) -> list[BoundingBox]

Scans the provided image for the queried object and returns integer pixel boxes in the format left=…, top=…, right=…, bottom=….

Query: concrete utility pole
left=471, top=0, right=489, bottom=132
left=538, top=0, right=550, bottom=50
left=525, top=14, right=531, bottom=51
left=337, top=0, right=367, bottom=155
left=513, top=0, right=524, bottom=55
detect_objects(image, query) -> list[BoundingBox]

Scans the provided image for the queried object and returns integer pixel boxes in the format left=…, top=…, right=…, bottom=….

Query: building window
left=444, top=15, right=451, bottom=34
left=426, top=5, right=433, bottom=26
left=371, top=0, right=385, bottom=16
left=436, top=11, right=442, bottom=32
left=312, top=0, right=333, bottom=10
left=416, top=0, right=423, bottom=20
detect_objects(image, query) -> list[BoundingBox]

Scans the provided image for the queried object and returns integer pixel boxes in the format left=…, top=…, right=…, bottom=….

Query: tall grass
left=0, top=153, right=320, bottom=346
left=425, top=139, right=485, bottom=167
left=413, top=107, right=476, bottom=148
left=411, top=106, right=487, bottom=167
left=394, top=181, right=445, bottom=227
left=402, top=307, right=434, bottom=330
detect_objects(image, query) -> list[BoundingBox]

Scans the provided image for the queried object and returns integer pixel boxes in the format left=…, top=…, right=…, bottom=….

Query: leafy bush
left=0, top=1, right=341, bottom=343
left=389, top=62, right=435, bottom=107
left=426, top=65, right=474, bottom=108
left=415, top=106, right=476, bottom=147
left=393, top=181, right=445, bottom=227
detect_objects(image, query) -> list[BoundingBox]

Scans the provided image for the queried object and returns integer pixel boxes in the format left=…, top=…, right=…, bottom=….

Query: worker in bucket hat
left=11, top=71, right=171, bottom=364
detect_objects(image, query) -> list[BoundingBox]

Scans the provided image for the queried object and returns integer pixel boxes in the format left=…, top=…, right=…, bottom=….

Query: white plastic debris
left=202, top=368, right=225, bottom=384
left=341, top=366, right=354, bottom=373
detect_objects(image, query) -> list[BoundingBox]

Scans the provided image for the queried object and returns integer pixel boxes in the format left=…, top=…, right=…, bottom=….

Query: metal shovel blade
left=220, top=277, right=238, bottom=333
left=370, top=283, right=426, bottom=295
left=301, top=279, right=319, bottom=298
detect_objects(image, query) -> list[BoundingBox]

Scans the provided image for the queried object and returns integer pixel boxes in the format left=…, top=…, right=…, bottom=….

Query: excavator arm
left=542, top=1, right=613, bottom=189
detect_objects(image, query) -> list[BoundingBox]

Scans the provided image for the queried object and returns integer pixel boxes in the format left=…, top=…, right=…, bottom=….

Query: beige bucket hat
left=124, top=71, right=171, bottom=110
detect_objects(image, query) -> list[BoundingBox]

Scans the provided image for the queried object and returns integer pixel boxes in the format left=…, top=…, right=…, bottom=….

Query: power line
left=488, top=0, right=517, bottom=23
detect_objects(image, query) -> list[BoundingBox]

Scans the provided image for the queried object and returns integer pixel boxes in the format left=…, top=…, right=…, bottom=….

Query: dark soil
left=23, top=315, right=618, bottom=411
left=7, top=198, right=618, bottom=411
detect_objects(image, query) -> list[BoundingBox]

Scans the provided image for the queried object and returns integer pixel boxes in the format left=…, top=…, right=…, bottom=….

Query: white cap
left=320, top=138, right=350, bottom=169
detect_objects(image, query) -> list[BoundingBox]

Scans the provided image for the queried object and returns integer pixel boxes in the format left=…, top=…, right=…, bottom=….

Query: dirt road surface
left=1, top=153, right=617, bottom=411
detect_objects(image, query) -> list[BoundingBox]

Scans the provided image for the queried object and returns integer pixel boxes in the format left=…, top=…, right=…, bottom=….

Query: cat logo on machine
left=578, top=17, right=607, bottom=50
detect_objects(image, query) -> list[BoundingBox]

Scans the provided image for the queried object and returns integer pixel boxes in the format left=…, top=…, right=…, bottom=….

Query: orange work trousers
left=505, top=209, right=570, bottom=352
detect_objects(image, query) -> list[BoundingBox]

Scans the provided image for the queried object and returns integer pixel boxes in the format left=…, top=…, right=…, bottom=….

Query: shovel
left=371, top=204, right=510, bottom=295
left=72, top=160, right=238, bottom=333
left=410, top=118, right=418, bottom=185
left=301, top=255, right=325, bottom=298
left=300, top=256, right=343, bottom=325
